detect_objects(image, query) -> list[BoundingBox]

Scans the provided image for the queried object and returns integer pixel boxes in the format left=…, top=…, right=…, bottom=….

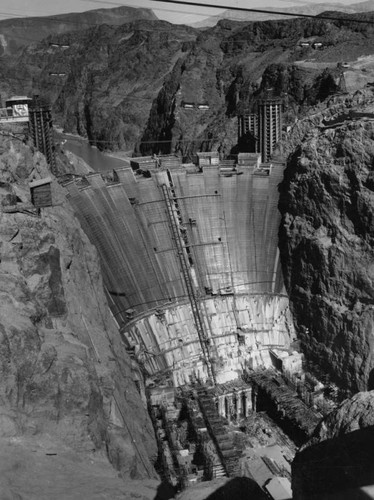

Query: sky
left=0, top=0, right=369, bottom=25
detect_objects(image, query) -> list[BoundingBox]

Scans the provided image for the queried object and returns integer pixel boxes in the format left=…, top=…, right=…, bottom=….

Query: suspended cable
left=152, top=0, right=374, bottom=25
left=3, top=0, right=374, bottom=26
left=112, top=280, right=279, bottom=317
left=80, top=0, right=217, bottom=18
left=0, top=0, right=216, bottom=26
left=1, top=0, right=374, bottom=50
left=60, top=135, right=227, bottom=145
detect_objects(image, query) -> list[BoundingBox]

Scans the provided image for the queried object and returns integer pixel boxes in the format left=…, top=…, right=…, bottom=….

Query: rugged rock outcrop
left=311, top=390, right=374, bottom=441
left=278, top=90, right=374, bottom=392
left=292, top=391, right=374, bottom=499
left=3, top=11, right=374, bottom=155
left=0, top=5, right=158, bottom=56
left=0, top=134, right=158, bottom=497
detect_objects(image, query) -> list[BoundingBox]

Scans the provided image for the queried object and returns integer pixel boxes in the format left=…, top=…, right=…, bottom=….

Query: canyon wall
left=278, top=91, right=374, bottom=392
left=6, top=13, right=374, bottom=155
left=0, top=135, right=158, bottom=498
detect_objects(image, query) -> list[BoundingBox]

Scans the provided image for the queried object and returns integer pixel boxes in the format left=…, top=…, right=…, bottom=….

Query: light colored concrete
left=66, top=161, right=293, bottom=384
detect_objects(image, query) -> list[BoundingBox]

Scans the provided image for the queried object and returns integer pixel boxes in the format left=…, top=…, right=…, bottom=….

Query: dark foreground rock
left=292, top=391, right=374, bottom=500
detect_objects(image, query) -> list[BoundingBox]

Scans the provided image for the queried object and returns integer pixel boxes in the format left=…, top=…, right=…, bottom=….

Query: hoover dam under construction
left=63, top=149, right=329, bottom=495
left=9, top=89, right=374, bottom=499
left=65, top=152, right=297, bottom=387
left=5, top=4, right=374, bottom=498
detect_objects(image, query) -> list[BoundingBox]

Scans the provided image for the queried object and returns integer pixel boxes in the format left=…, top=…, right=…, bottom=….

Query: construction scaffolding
left=161, top=182, right=216, bottom=384
left=238, top=112, right=260, bottom=152
left=196, top=386, right=242, bottom=477
left=245, top=370, right=321, bottom=441
left=28, top=98, right=56, bottom=173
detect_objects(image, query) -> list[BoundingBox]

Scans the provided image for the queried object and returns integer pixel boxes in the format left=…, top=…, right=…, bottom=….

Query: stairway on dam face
left=64, top=158, right=295, bottom=385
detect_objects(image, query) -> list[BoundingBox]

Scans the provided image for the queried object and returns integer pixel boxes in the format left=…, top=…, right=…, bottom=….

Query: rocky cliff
left=3, top=12, right=374, bottom=156
left=0, top=133, right=158, bottom=498
left=278, top=90, right=374, bottom=393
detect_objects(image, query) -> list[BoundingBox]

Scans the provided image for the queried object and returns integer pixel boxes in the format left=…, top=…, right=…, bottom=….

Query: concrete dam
left=65, top=153, right=296, bottom=386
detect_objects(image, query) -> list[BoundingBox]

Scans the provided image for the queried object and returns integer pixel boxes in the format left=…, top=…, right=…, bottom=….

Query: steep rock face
left=278, top=91, right=374, bottom=392
left=47, top=21, right=195, bottom=151
left=0, top=135, right=158, bottom=496
left=292, top=391, right=374, bottom=499
left=138, top=32, right=236, bottom=159
left=260, top=64, right=339, bottom=106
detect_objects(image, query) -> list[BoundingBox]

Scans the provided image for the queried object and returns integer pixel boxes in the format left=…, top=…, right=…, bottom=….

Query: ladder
left=161, top=183, right=215, bottom=384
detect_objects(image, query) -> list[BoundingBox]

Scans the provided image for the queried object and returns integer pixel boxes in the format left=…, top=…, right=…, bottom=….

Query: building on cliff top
left=0, top=95, right=32, bottom=123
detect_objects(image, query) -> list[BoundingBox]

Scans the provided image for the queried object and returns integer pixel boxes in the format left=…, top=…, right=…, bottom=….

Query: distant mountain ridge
left=0, top=5, right=158, bottom=56
left=191, top=0, right=374, bottom=27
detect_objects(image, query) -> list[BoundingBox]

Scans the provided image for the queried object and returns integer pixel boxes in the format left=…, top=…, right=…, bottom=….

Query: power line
left=0, top=0, right=215, bottom=25
left=112, top=280, right=280, bottom=317
left=152, top=0, right=374, bottom=25
left=80, top=0, right=215, bottom=18
left=1, top=0, right=374, bottom=35
left=1, top=1, right=373, bottom=52
left=60, top=134, right=225, bottom=146
left=2, top=0, right=374, bottom=26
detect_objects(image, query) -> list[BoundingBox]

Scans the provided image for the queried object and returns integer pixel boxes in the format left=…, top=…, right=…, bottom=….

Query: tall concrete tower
left=238, top=113, right=260, bottom=153
left=258, top=98, right=283, bottom=162
left=29, top=96, right=56, bottom=174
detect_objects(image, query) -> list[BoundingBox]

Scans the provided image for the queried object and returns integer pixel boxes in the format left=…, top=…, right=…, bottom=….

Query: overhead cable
left=152, top=0, right=374, bottom=25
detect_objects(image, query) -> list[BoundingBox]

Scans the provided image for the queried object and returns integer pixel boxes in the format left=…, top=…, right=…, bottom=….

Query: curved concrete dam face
left=66, top=160, right=295, bottom=385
